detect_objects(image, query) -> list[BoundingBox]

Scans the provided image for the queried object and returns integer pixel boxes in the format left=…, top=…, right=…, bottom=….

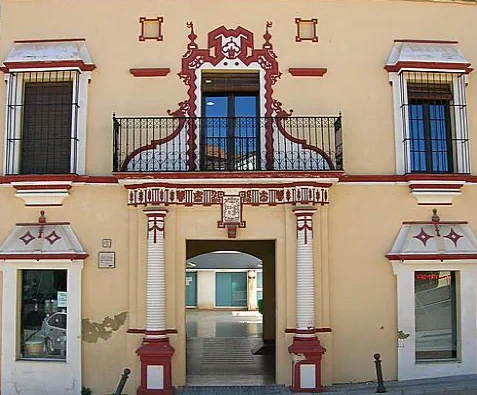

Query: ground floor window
left=20, top=269, right=68, bottom=360
left=415, top=271, right=457, bottom=361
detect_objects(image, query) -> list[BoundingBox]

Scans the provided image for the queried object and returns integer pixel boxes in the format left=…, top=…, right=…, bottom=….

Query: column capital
left=293, top=206, right=317, bottom=218
left=143, top=207, right=168, bottom=218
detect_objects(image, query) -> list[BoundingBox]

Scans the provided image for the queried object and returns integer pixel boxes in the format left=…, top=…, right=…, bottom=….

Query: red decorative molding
left=127, top=328, right=178, bottom=335
left=289, top=68, right=327, bottom=77
left=146, top=210, right=167, bottom=244
left=295, top=18, right=318, bottom=43
left=115, top=170, right=342, bottom=181
left=338, top=174, right=476, bottom=183
left=14, top=38, right=86, bottom=43
left=0, top=253, right=89, bottom=260
left=385, top=253, right=477, bottom=261
left=0, top=60, right=96, bottom=73
left=177, top=22, right=282, bottom=170
left=285, top=328, right=332, bottom=334
left=408, top=184, right=465, bottom=190
left=394, top=39, right=459, bottom=44
left=0, top=175, right=118, bottom=184
left=384, top=61, right=473, bottom=74
left=13, top=184, right=73, bottom=191
left=130, top=68, right=170, bottom=77
left=120, top=102, right=189, bottom=171
left=124, top=181, right=332, bottom=190
left=403, top=221, right=467, bottom=225
left=139, top=17, right=164, bottom=41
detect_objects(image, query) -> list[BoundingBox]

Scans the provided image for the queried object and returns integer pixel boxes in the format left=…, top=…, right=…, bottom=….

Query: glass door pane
left=202, top=95, right=228, bottom=170
left=234, top=96, right=258, bottom=170
left=415, top=271, right=457, bottom=360
left=215, top=272, right=247, bottom=307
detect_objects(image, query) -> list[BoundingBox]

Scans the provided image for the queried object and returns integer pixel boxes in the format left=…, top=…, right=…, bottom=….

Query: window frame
left=0, top=260, right=83, bottom=393
left=388, top=70, right=470, bottom=175
left=3, top=67, right=91, bottom=176
left=392, top=262, right=477, bottom=380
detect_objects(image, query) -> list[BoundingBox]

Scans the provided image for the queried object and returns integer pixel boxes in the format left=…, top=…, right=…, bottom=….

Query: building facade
left=1, top=0, right=477, bottom=394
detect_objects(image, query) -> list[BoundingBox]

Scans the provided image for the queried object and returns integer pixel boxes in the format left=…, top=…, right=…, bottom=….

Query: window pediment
left=1, top=39, right=95, bottom=72
left=385, top=40, right=472, bottom=73
left=386, top=211, right=477, bottom=261
left=0, top=212, right=88, bottom=260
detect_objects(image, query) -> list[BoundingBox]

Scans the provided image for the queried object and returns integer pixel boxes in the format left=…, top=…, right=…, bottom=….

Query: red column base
left=136, top=338, right=175, bottom=395
left=288, top=336, right=326, bottom=393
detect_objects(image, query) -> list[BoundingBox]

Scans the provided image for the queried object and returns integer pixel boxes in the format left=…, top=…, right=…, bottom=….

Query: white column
left=144, top=209, right=168, bottom=340
left=294, top=207, right=316, bottom=336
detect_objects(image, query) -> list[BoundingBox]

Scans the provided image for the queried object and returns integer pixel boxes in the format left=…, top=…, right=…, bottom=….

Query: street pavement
left=177, top=374, right=477, bottom=394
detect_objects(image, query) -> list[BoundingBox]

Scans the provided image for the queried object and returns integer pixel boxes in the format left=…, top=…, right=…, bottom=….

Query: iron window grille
left=5, top=70, right=80, bottom=175
left=400, top=71, right=469, bottom=174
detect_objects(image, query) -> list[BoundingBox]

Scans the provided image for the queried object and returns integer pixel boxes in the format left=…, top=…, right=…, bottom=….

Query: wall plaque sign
left=98, top=252, right=115, bottom=268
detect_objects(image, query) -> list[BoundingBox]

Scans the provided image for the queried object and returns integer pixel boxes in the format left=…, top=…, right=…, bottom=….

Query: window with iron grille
left=399, top=71, right=469, bottom=174
left=5, top=70, right=80, bottom=175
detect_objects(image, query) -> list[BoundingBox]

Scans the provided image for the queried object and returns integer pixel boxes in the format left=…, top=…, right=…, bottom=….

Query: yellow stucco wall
left=0, top=0, right=477, bottom=393
left=0, top=0, right=476, bottom=175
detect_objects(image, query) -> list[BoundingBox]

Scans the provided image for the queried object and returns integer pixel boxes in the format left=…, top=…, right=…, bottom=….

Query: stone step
left=177, top=385, right=291, bottom=395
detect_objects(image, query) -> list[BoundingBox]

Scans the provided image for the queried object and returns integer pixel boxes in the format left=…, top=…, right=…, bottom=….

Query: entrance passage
left=185, top=240, right=275, bottom=386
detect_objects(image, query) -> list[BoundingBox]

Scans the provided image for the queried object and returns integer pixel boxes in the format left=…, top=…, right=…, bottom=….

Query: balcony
left=113, top=115, right=342, bottom=172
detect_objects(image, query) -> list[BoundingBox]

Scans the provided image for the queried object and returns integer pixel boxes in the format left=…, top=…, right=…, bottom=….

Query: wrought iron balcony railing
left=113, top=115, right=343, bottom=172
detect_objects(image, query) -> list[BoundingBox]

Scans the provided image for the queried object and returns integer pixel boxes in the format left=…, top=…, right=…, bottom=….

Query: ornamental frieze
left=127, top=184, right=329, bottom=238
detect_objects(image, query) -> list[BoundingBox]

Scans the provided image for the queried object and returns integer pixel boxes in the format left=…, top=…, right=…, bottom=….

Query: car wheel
left=45, top=338, right=54, bottom=354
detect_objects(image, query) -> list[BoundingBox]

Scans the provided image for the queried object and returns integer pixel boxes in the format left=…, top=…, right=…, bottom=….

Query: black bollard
left=114, top=368, right=131, bottom=395
left=373, top=354, right=387, bottom=393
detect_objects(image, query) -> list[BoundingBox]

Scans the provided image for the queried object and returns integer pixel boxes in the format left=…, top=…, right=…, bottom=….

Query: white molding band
left=144, top=209, right=168, bottom=340
left=294, top=207, right=316, bottom=336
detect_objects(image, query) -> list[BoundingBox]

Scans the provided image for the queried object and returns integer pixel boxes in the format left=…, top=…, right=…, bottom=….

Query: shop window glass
left=415, top=271, right=457, bottom=361
left=20, top=269, right=67, bottom=360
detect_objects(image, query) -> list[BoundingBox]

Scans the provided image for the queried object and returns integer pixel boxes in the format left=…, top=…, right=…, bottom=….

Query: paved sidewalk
left=321, top=374, right=477, bottom=394
left=177, top=375, right=477, bottom=394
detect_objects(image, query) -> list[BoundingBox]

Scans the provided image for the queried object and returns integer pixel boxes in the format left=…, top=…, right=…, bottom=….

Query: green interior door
left=186, top=271, right=197, bottom=307
left=215, top=272, right=247, bottom=307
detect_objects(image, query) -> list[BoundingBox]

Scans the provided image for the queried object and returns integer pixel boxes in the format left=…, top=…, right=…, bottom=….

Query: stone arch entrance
left=185, top=240, right=276, bottom=386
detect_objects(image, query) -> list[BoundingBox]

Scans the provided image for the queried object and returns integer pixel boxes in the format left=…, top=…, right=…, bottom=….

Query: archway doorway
left=185, top=240, right=276, bottom=386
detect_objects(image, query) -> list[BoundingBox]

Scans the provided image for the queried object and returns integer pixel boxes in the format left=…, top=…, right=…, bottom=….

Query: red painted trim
left=145, top=329, right=178, bottom=335
left=409, top=184, right=464, bottom=190
left=286, top=328, right=332, bottom=333
left=384, top=61, right=473, bottom=74
left=1, top=60, right=96, bottom=72
left=123, top=181, right=333, bottom=190
left=394, top=39, right=459, bottom=44
left=0, top=175, right=118, bottom=184
left=0, top=253, right=89, bottom=260
left=339, top=174, right=474, bottom=183
left=139, top=17, right=164, bottom=41
left=13, top=184, right=72, bottom=191
left=130, top=68, right=170, bottom=77
left=120, top=118, right=187, bottom=171
left=402, top=221, right=467, bottom=225
left=289, top=68, right=327, bottom=77
left=295, top=18, right=319, bottom=43
left=16, top=222, right=71, bottom=226
left=14, top=38, right=86, bottom=43
left=385, top=253, right=477, bottom=261
left=115, top=170, right=343, bottom=181
left=74, top=176, right=118, bottom=184
left=129, top=329, right=178, bottom=335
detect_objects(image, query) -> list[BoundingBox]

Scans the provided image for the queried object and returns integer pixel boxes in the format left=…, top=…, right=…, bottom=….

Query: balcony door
left=201, top=72, right=260, bottom=171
